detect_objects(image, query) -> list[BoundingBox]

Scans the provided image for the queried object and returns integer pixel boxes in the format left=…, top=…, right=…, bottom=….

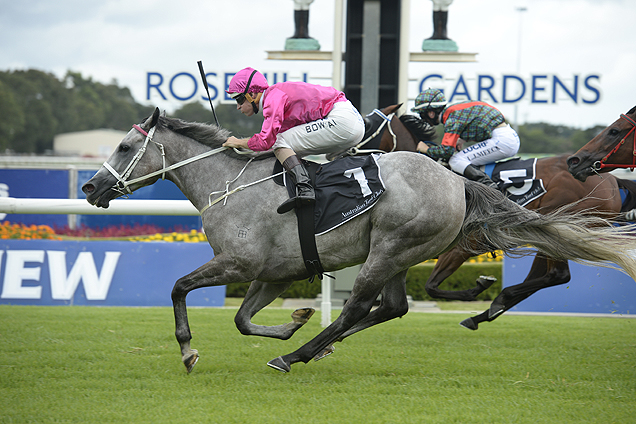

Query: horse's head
left=82, top=107, right=165, bottom=208
left=567, top=105, right=636, bottom=182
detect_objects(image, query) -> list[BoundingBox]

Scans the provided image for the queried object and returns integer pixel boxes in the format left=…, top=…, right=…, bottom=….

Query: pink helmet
left=226, top=67, right=269, bottom=96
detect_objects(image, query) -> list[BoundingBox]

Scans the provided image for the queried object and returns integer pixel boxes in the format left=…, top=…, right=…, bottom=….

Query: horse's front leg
left=234, top=280, right=315, bottom=340
left=171, top=253, right=254, bottom=373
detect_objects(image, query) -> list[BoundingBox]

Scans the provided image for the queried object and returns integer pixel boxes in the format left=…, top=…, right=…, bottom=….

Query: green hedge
left=225, top=263, right=502, bottom=301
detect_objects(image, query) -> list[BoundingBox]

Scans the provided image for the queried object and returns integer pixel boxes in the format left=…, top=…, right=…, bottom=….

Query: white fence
left=0, top=197, right=199, bottom=215
left=0, top=197, right=333, bottom=326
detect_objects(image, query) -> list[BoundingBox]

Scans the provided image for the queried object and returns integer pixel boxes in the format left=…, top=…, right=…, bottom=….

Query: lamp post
left=513, top=6, right=527, bottom=129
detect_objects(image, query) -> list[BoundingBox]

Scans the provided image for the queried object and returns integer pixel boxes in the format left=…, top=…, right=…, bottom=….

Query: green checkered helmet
left=411, top=88, right=447, bottom=112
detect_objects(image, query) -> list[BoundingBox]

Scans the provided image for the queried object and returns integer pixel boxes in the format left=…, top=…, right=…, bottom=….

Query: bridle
left=103, top=123, right=226, bottom=195
left=593, top=113, right=636, bottom=171
left=342, top=109, right=397, bottom=156
left=102, top=123, right=279, bottom=214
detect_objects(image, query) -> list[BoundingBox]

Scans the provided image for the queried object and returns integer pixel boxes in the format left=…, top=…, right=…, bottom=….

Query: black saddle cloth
left=485, top=157, right=546, bottom=206
left=274, top=155, right=386, bottom=234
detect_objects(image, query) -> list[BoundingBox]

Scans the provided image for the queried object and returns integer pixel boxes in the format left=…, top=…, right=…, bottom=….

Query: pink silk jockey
left=247, top=81, right=347, bottom=152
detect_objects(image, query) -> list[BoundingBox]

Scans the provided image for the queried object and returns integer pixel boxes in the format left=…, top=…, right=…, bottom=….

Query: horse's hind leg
left=234, top=280, right=315, bottom=340
left=314, top=270, right=409, bottom=361
left=425, top=247, right=496, bottom=301
left=267, top=264, right=390, bottom=372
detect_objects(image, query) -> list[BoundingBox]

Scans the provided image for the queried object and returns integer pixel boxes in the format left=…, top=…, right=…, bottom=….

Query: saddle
left=327, top=109, right=396, bottom=160
left=482, top=157, right=546, bottom=206
left=274, top=155, right=386, bottom=280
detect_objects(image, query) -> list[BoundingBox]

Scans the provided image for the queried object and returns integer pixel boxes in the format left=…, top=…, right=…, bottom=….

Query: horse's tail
left=460, top=181, right=636, bottom=279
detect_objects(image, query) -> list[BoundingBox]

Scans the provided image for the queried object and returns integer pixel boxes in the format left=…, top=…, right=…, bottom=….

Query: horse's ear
left=150, top=107, right=161, bottom=128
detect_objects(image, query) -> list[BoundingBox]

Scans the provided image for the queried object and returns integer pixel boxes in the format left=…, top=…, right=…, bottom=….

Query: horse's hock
left=311, top=265, right=416, bottom=309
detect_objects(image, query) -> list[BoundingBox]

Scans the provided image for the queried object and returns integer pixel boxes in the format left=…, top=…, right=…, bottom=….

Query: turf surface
left=1, top=306, right=634, bottom=423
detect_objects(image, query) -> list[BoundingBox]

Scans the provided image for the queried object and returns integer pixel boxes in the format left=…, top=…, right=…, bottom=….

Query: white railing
left=0, top=198, right=199, bottom=215
left=0, top=197, right=333, bottom=326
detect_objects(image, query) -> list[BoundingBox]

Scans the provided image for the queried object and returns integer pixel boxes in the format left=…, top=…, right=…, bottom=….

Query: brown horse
left=360, top=106, right=636, bottom=330
left=567, top=105, right=636, bottom=182
left=327, top=104, right=434, bottom=158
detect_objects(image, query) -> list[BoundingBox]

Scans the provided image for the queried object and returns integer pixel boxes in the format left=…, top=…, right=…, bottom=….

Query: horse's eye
left=119, top=144, right=131, bottom=153
left=609, top=128, right=620, bottom=137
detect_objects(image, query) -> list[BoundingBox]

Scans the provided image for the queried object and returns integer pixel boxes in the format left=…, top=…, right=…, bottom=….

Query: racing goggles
left=229, top=92, right=247, bottom=105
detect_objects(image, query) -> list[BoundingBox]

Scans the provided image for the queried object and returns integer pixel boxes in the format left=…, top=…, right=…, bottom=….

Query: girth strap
left=294, top=202, right=324, bottom=282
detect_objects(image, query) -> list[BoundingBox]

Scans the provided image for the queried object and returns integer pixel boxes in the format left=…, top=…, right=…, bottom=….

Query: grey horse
left=82, top=108, right=636, bottom=373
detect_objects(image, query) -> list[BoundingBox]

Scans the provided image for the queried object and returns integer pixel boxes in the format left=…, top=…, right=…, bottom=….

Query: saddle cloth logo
left=484, top=157, right=546, bottom=206
left=283, top=154, right=386, bottom=235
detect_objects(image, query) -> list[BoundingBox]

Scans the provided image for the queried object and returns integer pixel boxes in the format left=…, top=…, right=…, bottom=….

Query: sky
left=1, top=0, right=634, bottom=130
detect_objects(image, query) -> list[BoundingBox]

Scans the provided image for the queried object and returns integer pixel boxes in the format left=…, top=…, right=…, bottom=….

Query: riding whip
left=197, top=61, right=220, bottom=127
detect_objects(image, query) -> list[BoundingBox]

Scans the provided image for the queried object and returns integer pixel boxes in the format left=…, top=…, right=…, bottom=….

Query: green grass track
left=0, top=306, right=634, bottom=423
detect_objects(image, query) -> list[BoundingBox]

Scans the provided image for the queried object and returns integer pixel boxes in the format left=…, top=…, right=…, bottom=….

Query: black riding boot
left=463, top=164, right=498, bottom=189
left=277, top=155, right=316, bottom=214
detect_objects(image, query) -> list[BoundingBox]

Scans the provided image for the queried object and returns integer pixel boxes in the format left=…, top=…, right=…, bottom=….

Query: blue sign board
left=504, top=255, right=635, bottom=314
left=0, top=169, right=69, bottom=227
left=0, top=240, right=225, bottom=307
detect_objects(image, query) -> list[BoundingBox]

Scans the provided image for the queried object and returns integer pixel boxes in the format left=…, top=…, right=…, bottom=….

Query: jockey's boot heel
left=277, top=155, right=316, bottom=214
left=463, top=164, right=498, bottom=189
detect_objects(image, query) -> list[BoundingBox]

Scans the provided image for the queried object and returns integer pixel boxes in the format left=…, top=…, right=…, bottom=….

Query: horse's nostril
left=82, top=184, right=94, bottom=194
left=566, top=157, right=579, bottom=167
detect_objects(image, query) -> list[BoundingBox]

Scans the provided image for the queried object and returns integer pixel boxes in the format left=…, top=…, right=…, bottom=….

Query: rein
left=594, top=113, right=636, bottom=171
left=344, top=109, right=397, bottom=156
left=103, top=124, right=279, bottom=214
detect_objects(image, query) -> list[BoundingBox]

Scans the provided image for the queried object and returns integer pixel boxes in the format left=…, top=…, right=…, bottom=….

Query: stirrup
left=277, top=195, right=315, bottom=214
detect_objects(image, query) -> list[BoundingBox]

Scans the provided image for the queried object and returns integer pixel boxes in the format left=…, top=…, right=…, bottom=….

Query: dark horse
left=82, top=108, right=636, bottom=373
left=357, top=105, right=636, bottom=331
left=328, top=104, right=434, bottom=157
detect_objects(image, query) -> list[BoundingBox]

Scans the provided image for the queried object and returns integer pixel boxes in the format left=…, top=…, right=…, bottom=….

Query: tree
left=517, top=123, right=605, bottom=155
left=0, top=80, right=25, bottom=151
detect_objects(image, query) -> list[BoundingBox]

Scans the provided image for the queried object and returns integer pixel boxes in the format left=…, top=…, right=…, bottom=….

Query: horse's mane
left=627, top=105, right=636, bottom=115
left=156, top=115, right=274, bottom=161
left=399, top=114, right=437, bottom=143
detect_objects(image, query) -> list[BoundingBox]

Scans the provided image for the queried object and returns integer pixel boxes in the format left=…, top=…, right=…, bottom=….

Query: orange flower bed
left=0, top=222, right=62, bottom=240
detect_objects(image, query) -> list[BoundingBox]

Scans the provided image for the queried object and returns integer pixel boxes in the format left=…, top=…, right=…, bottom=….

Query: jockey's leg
left=275, top=148, right=315, bottom=214
left=449, top=125, right=520, bottom=189
left=463, top=164, right=498, bottom=189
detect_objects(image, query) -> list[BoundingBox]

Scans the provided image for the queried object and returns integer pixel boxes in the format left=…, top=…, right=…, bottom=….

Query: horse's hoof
left=459, top=318, right=478, bottom=331
left=183, top=350, right=199, bottom=373
left=267, top=356, right=291, bottom=373
left=291, top=308, right=315, bottom=324
left=313, top=345, right=335, bottom=362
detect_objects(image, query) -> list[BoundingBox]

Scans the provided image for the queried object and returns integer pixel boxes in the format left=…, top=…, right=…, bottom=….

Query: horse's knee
left=234, top=312, right=252, bottom=336
left=171, top=277, right=188, bottom=302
